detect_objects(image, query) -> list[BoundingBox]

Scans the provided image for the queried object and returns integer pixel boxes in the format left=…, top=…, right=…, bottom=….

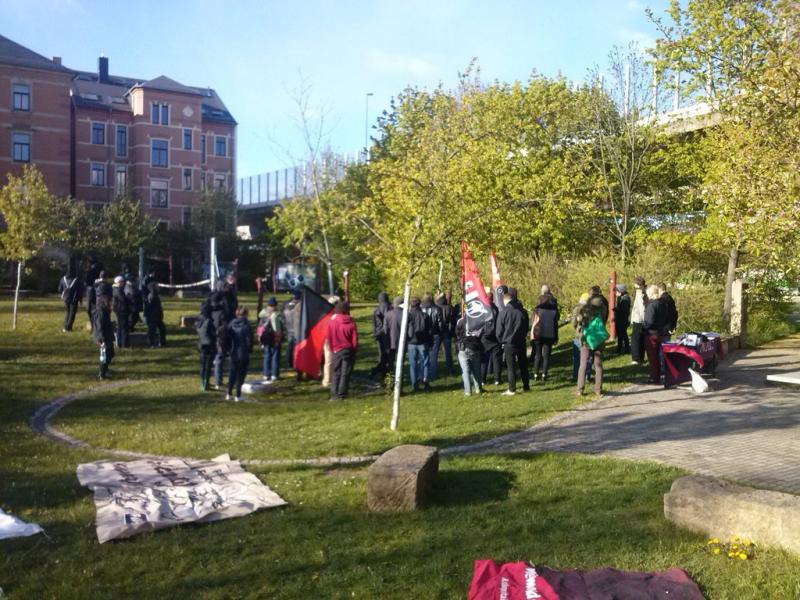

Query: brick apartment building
left=0, top=34, right=236, bottom=229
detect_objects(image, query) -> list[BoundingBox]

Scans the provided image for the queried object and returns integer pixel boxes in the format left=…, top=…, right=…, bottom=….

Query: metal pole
left=210, top=237, right=217, bottom=290
left=390, top=279, right=411, bottom=431
left=364, top=92, right=374, bottom=158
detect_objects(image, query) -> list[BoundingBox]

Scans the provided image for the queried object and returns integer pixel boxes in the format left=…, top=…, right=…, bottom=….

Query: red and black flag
left=293, top=285, right=335, bottom=378
left=461, top=241, right=494, bottom=334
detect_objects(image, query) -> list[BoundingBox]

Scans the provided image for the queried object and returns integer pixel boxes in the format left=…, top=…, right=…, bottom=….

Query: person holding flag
left=292, top=286, right=335, bottom=380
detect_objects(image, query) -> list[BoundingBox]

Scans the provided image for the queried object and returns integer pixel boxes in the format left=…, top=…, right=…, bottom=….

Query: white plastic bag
left=688, top=368, right=709, bottom=393
left=0, top=508, right=43, bottom=540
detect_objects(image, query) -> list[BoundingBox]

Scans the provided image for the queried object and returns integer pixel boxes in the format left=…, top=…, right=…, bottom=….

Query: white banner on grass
left=77, top=454, right=286, bottom=543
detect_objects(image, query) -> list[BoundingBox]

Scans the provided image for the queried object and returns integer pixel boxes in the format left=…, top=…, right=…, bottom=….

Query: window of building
left=115, top=125, right=127, bottom=157
left=183, top=128, right=192, bottom=150
left=215, top=136, right=226, bottom=157
left=181, top=207, right=191, bottom=227
left=160, top=103, right=169, bottom=125
left=214, top=174, right=227, bottom=191
left=151, top=139, right=168, bottom=167
left=115, top=166, right=127, bottom=196
left=91, top=163, right=105, bottom=187
left=12, top=83, right=30, bottom=111
left=91, top=122, right=105, bottom=145
left=183, top=168, right=192, bottom=191
left=201, top=134, right=206, bottom=163
left=150, top=180, right=169, bottom=208
left=151, top=102, right=159, bottom=124
left=12, top=132, right=31, bottom=163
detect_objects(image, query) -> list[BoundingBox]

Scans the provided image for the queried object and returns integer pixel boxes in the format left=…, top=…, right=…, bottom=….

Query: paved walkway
left=447, top=335, right=800, bottom=494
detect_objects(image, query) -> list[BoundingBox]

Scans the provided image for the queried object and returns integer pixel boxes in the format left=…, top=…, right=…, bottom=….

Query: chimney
left=98, top=55, right=109, bottom=83
left=52, top=56, right=62, bottom=66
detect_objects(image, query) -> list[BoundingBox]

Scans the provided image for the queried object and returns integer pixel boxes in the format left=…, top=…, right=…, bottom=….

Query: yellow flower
left=738, top=553, right=747, bottom=560
left=713, top=548, right=720, bottom=555
left=742, top=539, right=751, bottom=546
left=727, top=552, right=735, bottom=558
left=710, top=538, right=719, bottom=544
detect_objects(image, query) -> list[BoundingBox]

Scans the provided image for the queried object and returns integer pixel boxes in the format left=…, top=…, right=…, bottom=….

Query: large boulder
left=367, top=445, right=439, bottom=512
left=664, top=476, right=800, bottom=554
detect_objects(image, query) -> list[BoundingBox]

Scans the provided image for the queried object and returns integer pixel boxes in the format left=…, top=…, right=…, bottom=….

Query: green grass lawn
left=2, top=295, right=800, bottom=598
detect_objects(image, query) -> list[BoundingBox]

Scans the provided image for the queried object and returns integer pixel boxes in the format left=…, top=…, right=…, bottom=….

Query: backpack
left=583, top=315, right=609, bottom=351
left=60, top=276, right=76, bottom=301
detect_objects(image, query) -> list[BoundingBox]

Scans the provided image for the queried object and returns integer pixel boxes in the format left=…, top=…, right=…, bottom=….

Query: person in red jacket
left=327, top=301, right=358, bottom=400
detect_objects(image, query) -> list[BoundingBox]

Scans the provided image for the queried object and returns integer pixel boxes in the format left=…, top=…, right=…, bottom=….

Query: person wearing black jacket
left=112, top=276, right=132, bottom=348
left=84, top=258, right=102, bottom=331
left=226, top=305, right=253, bottom=402
left=456, top=315, right=482, bottom=395
left=370, top=292, right=391, bottom=379
left=196, top=302, right=217, bottom=392
left=480, top=300, right=502, bottom=385
left=530, top=294, right=559, bottom=382
left=495, top=288, right=530, bottom=395
left=58, top=269, right=83, bottom=332
left=614, top=284, right=632, bottom=355
left=92, top=293, right=115, bottom=379
left=644, top=285, right=668, bottom=384
left=406, top=297, right=432, bottom=391
left=658, top=283, right=678, bottom=334
left=435, top=294, right=456, bottom=376
left=420, top=293, right=444, bottom=381
left=209, top=290, right=229, bottom=389
left=143, top=275, right=166, bottom=348
left=382, top=296, right=404, bottom=386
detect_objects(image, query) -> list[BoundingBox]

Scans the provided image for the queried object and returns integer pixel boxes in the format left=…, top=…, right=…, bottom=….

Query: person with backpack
left=456, top=312, right=483, bottom=396
left=196, top=302, right=217, bottom=391
left=420, top=292, right=444, bottom=381
left=370, top=292, right=391, bottom=380
left=226, top=305, right=253, bottom=402
left=92, top=292, right=115, bottom=380
left=644, top=284, right=668, bottom=384
left=328, top=301, right=358, bottom=400
left=614, top=284, right=632, bottom=355
left=406, top=297, right=433, bottom=391
left=435, top=294, right=456, bottom=376
left=58, top=268, right=83, bottom=332
left=496, top=287, right=530, bottom=396
left=480, top=297, right=502, bottom=386
left=112, top=276, right=132, bottom=349
left=143, top=274, right=166, bottom=348
left=530, top=293, right=560, bottom=382
left=258, top=297, right=284, bottom=382
left=574, top=285, right=609, bottom=398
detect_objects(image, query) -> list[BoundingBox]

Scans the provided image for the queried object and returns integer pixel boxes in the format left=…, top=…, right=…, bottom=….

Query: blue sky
left=2, top=0, right=669, bottom=177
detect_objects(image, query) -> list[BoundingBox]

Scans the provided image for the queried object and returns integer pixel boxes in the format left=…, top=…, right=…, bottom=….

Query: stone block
left=180, top=315, right=198, bottom=329
left=367, top=444, right=438, bottom=512
left=664, top=476, right=800, bottom=555
left=241, top=380, right=273, bottom=394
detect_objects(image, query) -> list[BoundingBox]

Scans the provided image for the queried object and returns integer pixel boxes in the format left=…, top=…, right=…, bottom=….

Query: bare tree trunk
left=12, top=260, right=23, bottom=330
left=723, top=245, right=739, bottom=327
left=390, top=279, right=412, bottom=431
left=326, top=260, right=335, bottom=296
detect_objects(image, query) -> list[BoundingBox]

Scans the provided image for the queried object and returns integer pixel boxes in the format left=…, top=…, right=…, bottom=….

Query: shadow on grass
left=429, top=468, right=515, bottom=507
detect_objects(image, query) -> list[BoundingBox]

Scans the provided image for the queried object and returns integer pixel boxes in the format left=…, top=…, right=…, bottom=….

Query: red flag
left=293, top=285, right=335, bottom=378
left=489, top=251, right=505, bottom=309
left=462, top=241, right=494, bottom=333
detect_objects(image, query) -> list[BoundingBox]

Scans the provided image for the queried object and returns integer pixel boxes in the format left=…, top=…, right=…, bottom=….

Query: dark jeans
left=504, top=344, right=529, bottom=392
left=572, top=339, right=592, bottom=382
left=114, top=311, right=129, bottom=348
left=228, top=356, right=249, bottom=398
left=99, top=342, right=115, bottom=377
left=577, top=345, right=603, bottom=395
left=63, top=302, right=78, bottom=331
left=263, top=344, right=281, bottom=379
left=286, top=337, right=296, bottom=369
left=645, top=333, right=663, bottom=383
left=532, top=338, right=555, bottom=377
left=407, top=343, right=427, bottom=389
left=214, top=350, right=228, bottom=387
left=434, top=332, right=454, bottom=375
left=200, top=349, right=214, bottom=388
left=87, top=302, right=95, bottom=331
left=372, top=334, right=390, bottom=378
left=616, top=323, right=630, bottom=354
left=147, top=318, right=166, bottom=347
left=481, top=345, right=502, bottom=384
left=331, top=348, right=355, bottom=399
left=631, top=323, right=645, bottom=362
left=424, top=336, right=438, bottom=381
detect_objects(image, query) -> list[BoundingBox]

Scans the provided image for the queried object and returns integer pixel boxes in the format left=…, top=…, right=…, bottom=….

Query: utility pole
left=364, top=92, right=374, bottom=160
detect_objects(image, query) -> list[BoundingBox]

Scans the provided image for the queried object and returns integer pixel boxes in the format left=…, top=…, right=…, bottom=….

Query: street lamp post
left=364, top=92, right=374, bottom=159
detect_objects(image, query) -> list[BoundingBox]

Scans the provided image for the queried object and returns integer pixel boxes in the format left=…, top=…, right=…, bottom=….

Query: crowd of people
left=58, top=259, right=166, bottom=380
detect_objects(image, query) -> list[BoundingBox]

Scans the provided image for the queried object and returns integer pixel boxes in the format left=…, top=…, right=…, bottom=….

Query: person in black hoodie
left=84, top=258, right=102, bottom=331
left=480, top=298, right=502, bottom=385
left=58, top=268, right=83, bottom=332
left=383, top=296, right=404, bottom=386
left=210, top=290, right=229, bottom=389
left=92, top=293, right=115, bottom=379
left=420, top=292, right=444, bottom=381
left=435, top=294, right=456, bottom=376
left=496, top=287, right=530, bottom=395
left=644, top=285, right=668, bottom=384
left=226, top=305, right=253, bottom=402
left=530, top=293, right=560, bottom=382
left=406, top=297, right=432, bottom=391
left=112, top=276, right=132, bottom=348
left=614, top=284, right=632, bottom=354
left=370, top=292, right=391, bottom=379
left=143, top=274, right=166, bottom=348
left=196, top=302, right=217, bottom=392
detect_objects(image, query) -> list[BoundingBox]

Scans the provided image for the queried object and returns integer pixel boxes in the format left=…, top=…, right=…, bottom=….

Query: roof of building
left=138, top=75, right=202, bottom=96
left=0, top=33, right=73, bottom=73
